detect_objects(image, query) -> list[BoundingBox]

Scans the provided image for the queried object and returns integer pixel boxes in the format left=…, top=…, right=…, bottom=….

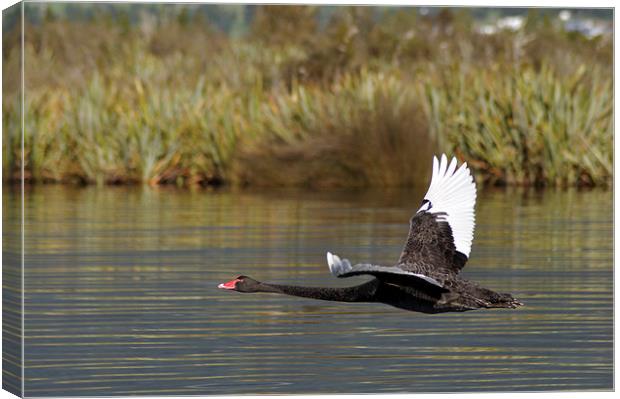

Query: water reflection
left=7, top=185, right=612, bottom=395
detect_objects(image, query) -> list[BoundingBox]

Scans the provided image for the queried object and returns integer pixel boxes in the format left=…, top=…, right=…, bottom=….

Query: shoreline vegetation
left=2, top=6, right=613, bottom=188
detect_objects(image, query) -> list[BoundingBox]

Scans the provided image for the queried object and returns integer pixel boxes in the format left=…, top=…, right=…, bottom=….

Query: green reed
left=422, top=63, right=613, bottom=186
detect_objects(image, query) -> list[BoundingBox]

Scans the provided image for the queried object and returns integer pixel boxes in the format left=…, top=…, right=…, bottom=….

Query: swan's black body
left=219, top=155, right=522, bottom=313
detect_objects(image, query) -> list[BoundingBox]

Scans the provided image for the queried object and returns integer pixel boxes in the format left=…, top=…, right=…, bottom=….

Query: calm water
left=4, top=185, right=613, bottom=396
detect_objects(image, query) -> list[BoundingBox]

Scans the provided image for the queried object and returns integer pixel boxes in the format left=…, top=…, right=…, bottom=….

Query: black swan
left=219, top=154, right=522, bottom=313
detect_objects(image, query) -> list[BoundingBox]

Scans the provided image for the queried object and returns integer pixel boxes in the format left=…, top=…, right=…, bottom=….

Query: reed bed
left=2, top=6, right=613, bottom=187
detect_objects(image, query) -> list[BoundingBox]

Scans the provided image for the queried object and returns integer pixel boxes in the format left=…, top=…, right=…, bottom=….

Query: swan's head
left=218, top=275, right=260, bottom=292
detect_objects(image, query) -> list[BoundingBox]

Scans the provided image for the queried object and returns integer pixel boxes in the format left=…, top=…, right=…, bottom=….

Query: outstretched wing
left=326, top=252, right=448, bottom=294
left=399, top=154, right=476, bottom=273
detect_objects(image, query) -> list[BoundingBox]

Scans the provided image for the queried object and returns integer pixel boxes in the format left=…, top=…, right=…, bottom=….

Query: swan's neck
left=257, top=279, right=379, bottom=302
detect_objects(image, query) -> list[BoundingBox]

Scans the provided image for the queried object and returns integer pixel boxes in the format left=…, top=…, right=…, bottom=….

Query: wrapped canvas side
left=2, top=1, right=24, bottom=397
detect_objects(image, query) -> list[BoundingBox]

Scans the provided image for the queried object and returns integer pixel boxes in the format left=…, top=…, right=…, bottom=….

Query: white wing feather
left=417, top=154, right=477, bottom=258
left=326, top=252, right=351, bottom=277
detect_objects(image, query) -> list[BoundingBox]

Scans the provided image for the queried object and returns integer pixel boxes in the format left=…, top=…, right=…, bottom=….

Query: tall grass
left=8, top=69, right=246, bottom=185
left=2, top=6, right=613, bottom=187
left=423, top=63, right=613, bottom=186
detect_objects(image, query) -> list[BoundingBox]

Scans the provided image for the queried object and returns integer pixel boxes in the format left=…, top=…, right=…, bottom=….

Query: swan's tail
left=487, top=293, right=523, bottom=309
left=456, top=291, right=523, bottom=310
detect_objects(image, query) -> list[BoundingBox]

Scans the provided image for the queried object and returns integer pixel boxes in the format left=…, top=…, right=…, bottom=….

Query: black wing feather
left=398, top=211, right=468, bottom=274
left=344, top=272, right=448, bottom=298
left=327, top=253, right=449, bottom=293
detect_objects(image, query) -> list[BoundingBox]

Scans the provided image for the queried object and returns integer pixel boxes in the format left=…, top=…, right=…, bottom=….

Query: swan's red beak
left=218, top=278, right=240, bottom=290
